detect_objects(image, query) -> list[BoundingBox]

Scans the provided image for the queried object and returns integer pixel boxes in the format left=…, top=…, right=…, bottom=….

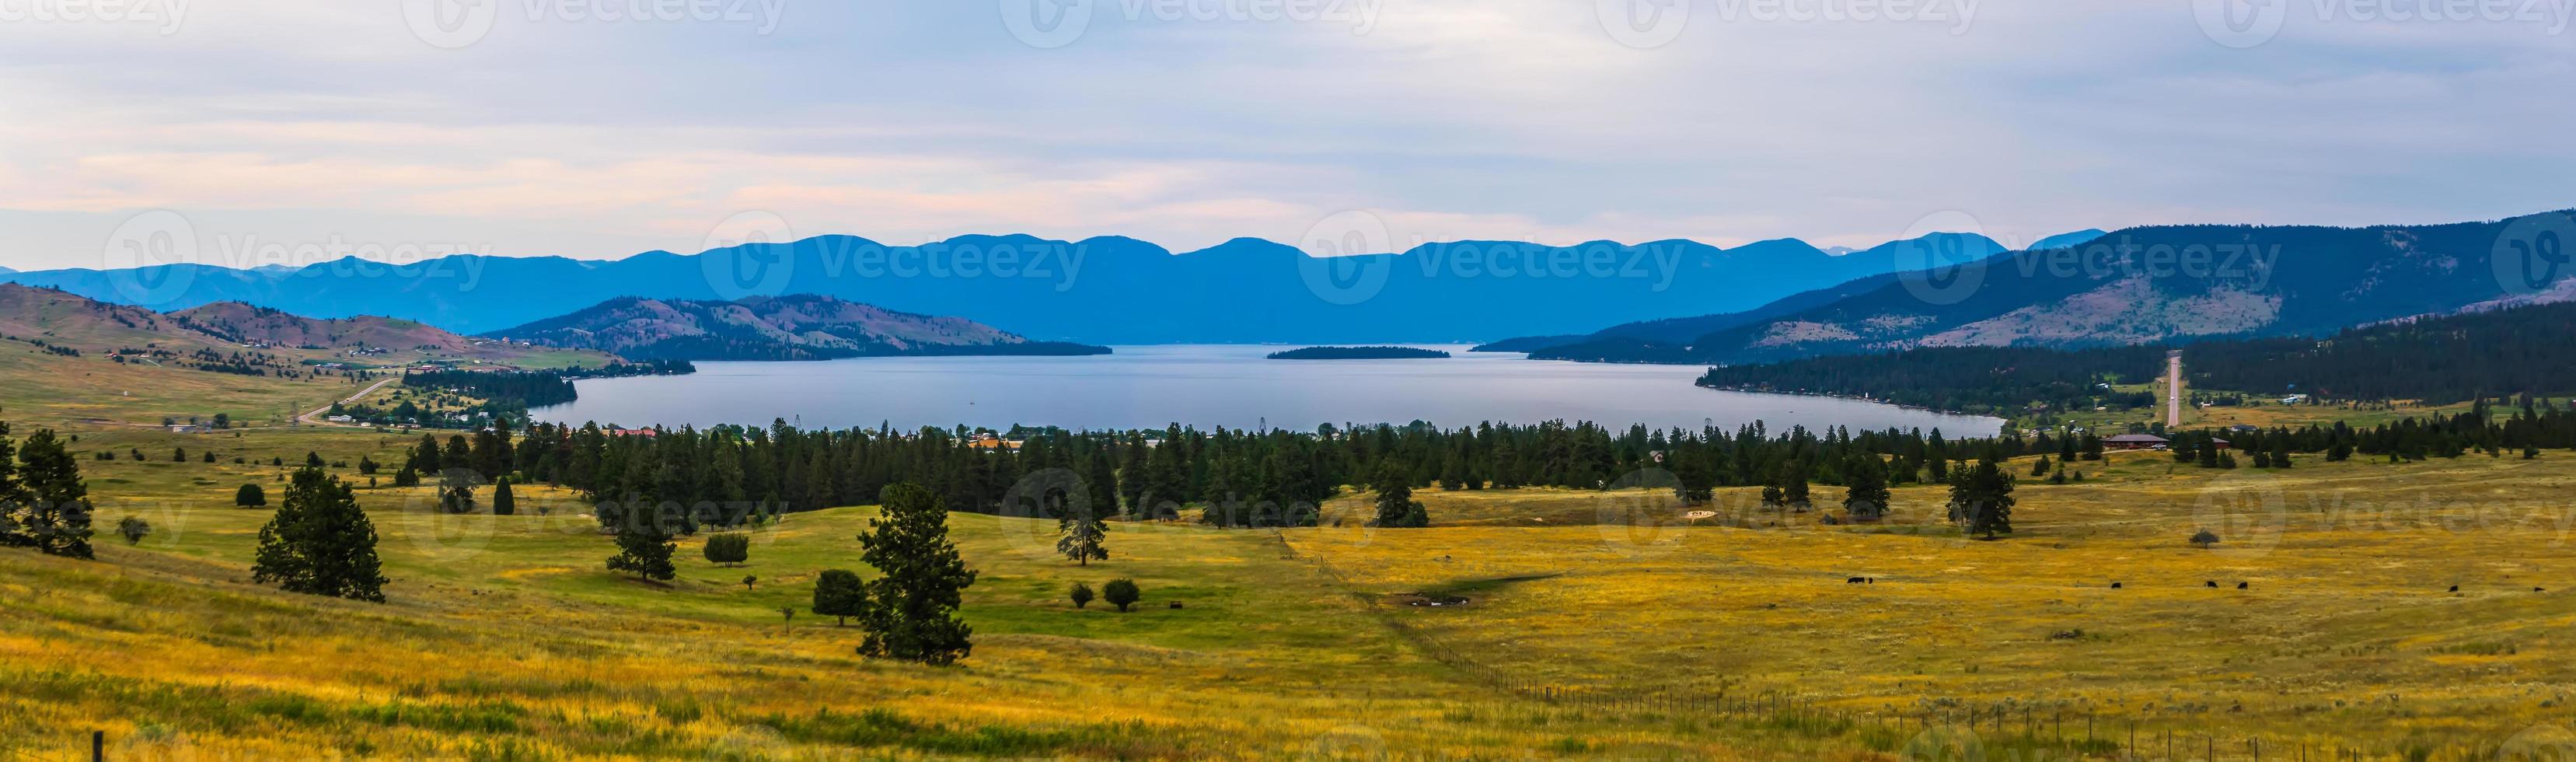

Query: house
left=2103, top=433, right=2169, bottom=450
left=2281, top=394, right=2309, bottom=404
left=606, top=428, right=658, bottom=438
left=326, top=414, right=355, bottom=424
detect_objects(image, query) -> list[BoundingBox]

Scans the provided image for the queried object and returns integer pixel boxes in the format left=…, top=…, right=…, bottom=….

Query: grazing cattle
left=2538, top=587, right=2548, bottom=593
left=1867, top=578, right=1876, bottom=584
left=2206, top=581, right=2218, bottom=589
left=2449, top=585, right=2459, bottom=592
left=2237, top=582, right=2249, bottom=590
left=2110, top=582, right=2123, bottom=589
left=1847, top=576, right=1868, bottom=584
left=1170, top=601, right=1185, bottom=609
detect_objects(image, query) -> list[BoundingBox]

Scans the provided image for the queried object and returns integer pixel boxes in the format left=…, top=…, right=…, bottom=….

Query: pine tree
left=1842, top=453, right=1891, bottom=520
left=606, top=502, right=675, bottom=581
left=491, top=477, right=517, bottom=516
left=1052, top=486, right=1109, bottom=566
left=812, top=568, right=868, bottom=626
left=13, top=429, right=92, bottom=559
left=1946, top=460, right=2016, bottom=540
left=251, top=469, right=387, bottom=601
left=1371, top=459, right=1428, bottom=527
left=857, top=483, right=977, bottom=665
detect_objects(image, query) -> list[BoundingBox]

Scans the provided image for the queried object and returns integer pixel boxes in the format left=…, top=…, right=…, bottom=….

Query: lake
left=532, top=344, right=2002, bottom=434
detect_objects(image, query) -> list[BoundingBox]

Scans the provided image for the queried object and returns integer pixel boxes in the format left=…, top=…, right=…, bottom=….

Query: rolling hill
left=487, top=294, right=1113, bottom=362
left=1495, top=211, right=2576, bottom=365
left=0, top=283, right=613, bottom=370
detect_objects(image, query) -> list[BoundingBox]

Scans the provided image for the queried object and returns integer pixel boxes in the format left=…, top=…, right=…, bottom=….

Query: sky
left=1, top=0, right=2571, bottom=272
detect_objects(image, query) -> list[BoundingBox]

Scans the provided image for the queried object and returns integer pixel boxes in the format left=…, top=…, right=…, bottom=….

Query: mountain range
left=0, top=230, right=2058, bottom=344
left=490, top=294, right=1111, bottom=362
left=1493, top=211, right=2576, bottom=365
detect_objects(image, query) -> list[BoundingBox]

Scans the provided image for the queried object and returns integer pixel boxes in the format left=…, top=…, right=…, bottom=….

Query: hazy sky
left=2, top=0, right=2570, bottom=271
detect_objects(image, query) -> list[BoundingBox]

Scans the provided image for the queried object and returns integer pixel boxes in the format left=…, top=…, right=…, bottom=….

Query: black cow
left=2449, top=585, right=2459, bottom=592
left=1847, top=576, right=1867, bottom=584
left=2110, top=582, right=2123, bottom=589
left=2206, top=581, right=2218, bottom=589
left=2237, top=582, right=2249, bottom=589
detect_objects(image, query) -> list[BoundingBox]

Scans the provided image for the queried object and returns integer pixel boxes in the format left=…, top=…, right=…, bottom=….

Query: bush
left=235, top=484, right=267, bottom=507
left=2190, top=529, right=2220, bottom=548
left=1068, top=582, right=1094, bottom=610
left=1102, top=578, right=1141, bottom=613
left=117, top=516, right=152, bottom=545
left=703, top=533, right=751, bottom=565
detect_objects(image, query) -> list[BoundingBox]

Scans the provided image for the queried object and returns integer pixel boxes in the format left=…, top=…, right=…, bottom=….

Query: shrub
left=2190, top=529, right=2220, bottom=548
left=703, top=533, right=751, bottom=565
left=117, top=516, right=152, bottom=545
left=235, top=484, right=267, bottom=507
left=1069, top=582, right=1094, bottom=610
left=1102, top=578, right=1141, bottom=613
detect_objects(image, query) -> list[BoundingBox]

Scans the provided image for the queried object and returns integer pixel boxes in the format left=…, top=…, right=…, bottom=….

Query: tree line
left=1696, top=299, right=2576, bottom=416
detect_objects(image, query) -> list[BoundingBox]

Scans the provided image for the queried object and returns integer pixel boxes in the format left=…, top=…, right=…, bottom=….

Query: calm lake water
left=532, top=344, right=2001, bottom=435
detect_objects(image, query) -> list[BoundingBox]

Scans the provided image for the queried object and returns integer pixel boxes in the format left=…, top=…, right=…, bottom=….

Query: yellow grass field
left=9, top=423, right=2576, bottom=759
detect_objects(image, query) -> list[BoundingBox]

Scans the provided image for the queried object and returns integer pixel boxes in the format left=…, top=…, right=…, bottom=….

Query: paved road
left=298, top=376, right=400, bottom=427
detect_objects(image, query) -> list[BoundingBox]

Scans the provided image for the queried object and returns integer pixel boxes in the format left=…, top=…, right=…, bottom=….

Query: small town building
left=2103, top=433, right=2169, bottom=450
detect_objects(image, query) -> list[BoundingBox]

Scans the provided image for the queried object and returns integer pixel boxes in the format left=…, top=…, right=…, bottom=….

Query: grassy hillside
left=8, top=421, right=2575, bottom=758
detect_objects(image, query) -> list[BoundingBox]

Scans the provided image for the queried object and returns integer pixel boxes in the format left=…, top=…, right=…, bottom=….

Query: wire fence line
left=1269, top=530, right=2568, bottom=761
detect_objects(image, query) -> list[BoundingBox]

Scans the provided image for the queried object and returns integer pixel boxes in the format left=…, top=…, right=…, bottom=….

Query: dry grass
left=8, top=424, right=2576, bottom=758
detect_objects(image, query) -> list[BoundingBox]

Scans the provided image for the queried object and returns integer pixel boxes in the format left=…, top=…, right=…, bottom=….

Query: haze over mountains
left=493, top=295, right=1110, bottom=362
left=0, top=231, right=2040, bottom=344
left=1500, top=211, right=2576, bottom=365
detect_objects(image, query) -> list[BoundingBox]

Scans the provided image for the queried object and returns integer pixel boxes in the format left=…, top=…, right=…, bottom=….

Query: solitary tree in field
left=490, top=477, right=517, bottom=516
left=117, top=516, right=151, bottom=545
left=857, top=483, right=977, bottom=665
left=1946, top=460, right=2016, bottom=540
left=1102, top=578, right=1141, bottom=613
left=741, top=574, right=756, bottom=592
left=2190, top=529, right=2220, bottom=548
left=236, top=484, right=267, bottom=507
left=812, top=568, right=868, bottom=626
left=606, top=502, right=675, bottom=581
left=251, top=468, right=387, bottom=602
left=1069, top=581, right=1095, bottom=609
left=9, top=429, right=94, bottom=559
left=1051, top=488, right=1109, bottom=566
left=438, top=470, right=477, bottom=514
left=703, top=533, right=751, bottom=566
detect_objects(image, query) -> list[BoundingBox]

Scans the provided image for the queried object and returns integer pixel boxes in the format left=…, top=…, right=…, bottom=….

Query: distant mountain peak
left=488, top=293, right=1108, bottom=362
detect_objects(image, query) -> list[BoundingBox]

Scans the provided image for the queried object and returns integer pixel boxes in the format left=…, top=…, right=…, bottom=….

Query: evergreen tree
left=812, top=568, right=868, bottom=626
left=250, top=469, right=387, bottom=602
left=606, top=502, right=675, bottom=581
left=702, top=533, right=750, bottom=565
left=1842, top=453, right=1891, bottom=520
left=1052, top=486, right=1109, bottom=567
left=1371, top=459, right=1429, bottom=528
left=235, top=484, right=268, bottom=509
left=857, top=483, right=978, bottom=665
left=12, top=429, right=92, bottom=559
left=1945, top=460, right=2016, bottom=540
left=491, top=477, right=517, bottom=516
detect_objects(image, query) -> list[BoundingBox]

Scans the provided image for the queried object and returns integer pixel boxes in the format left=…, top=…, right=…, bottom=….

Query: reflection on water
left=533, top=344, right=2002, bottom=434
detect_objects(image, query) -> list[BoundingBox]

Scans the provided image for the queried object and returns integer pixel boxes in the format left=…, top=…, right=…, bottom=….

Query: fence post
left=92, top=730, right=105, bottom=762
